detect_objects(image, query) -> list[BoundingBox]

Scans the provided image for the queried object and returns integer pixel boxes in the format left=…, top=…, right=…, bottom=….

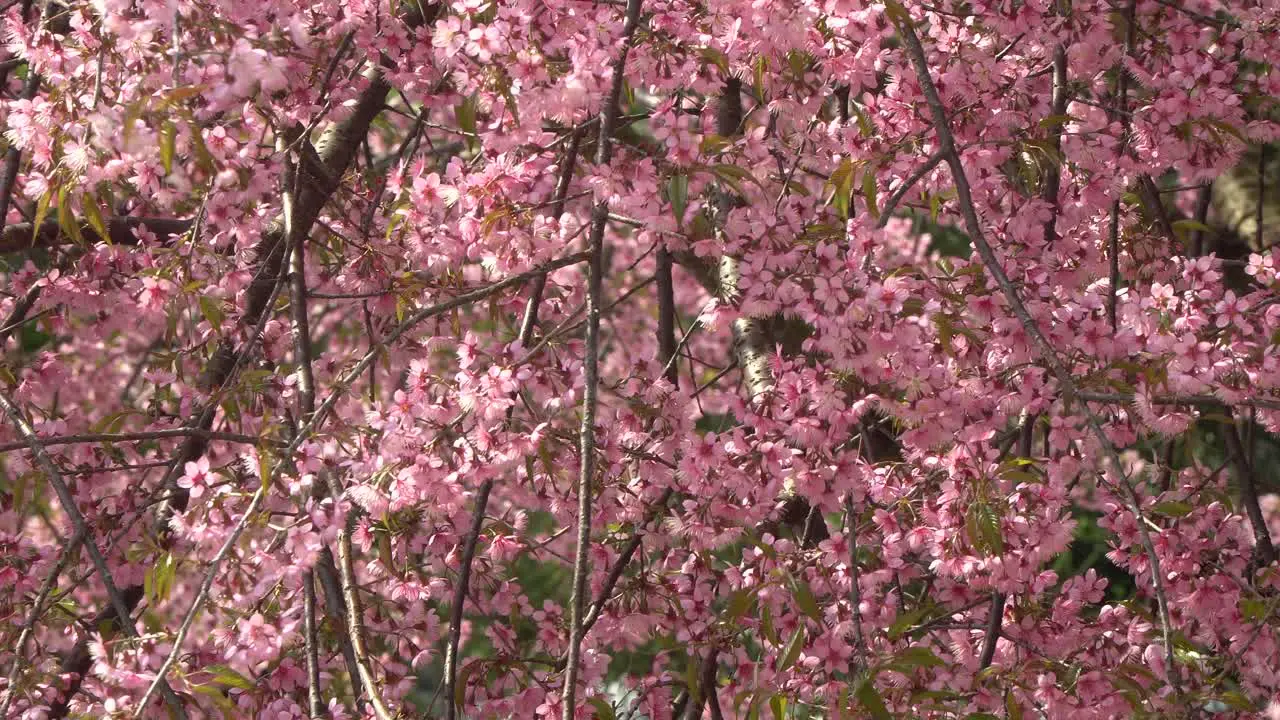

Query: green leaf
left=189, top=683, right=238, bottom=716
left=862, top=167, right=880, bottom=219
left=769, top=694, right=787, bottom=720
left=668, top=174, right=689, bottom=227
left=150, top=553, right=176, bottom=602
left=184, top=112, right=217, bottom=174
left=791, top=577, right=824, bottom=624
left=1240, top=597, right=1268, bottom=622
left=711, top=163, right=761, bottom=188
left=455, top=658, right=481, bottom=710
left=82, top=193, right=109, bottom=242
left=57, top=187, right=83, bottom=245
left=700, top=46, right=730, bottom=75
left=777, top=627, right=805, bottom=673
left=1151, top=501, right=1193, bottom=518
left=454, top=95, right=479, bottom=150
left=1006, top=693, right=1023, bottom=720
left=205, top=664, right=255, bottom=691
left=827, top=158, right=856, bottom=219
left=891, top=646, right=945, bottom=670
left=160, top=120, right=176, bottom=175
left=753, top=56, right=767, bottom=98
left=966, top=502, right=1004, bottom=556
left=882, top=0, right=914, bottom=27
left=586, top=696, right=616, bottom=720
left=850, top=104, right=875, bottom=137
left=723, top=587, right=757, bottom=623
left=887, top=606, right=930, bottom=640
left=90, top=410, right=138, bottom=434
left=199, top=295, right=225, bottom=331
left=32, top=187, right=52, bottom=242
left=761, top=603, right=780, bottom=645
left=258, top=446, right=272, bottom=494
left=854, top=679, right=892, bottom=720
left=1039, top=114, right=1074, bottom=131
left=1171, top=219, right=1212, bottom=236
left=1219, top=691, right=1256, bottom=711
left=699, top=133, right=731, bottom=155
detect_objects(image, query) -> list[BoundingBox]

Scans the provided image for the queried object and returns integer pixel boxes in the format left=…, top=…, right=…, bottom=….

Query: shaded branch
left=0, top=216, right=193, bottom=254
left=1223, top=407, right=1277, bottom=573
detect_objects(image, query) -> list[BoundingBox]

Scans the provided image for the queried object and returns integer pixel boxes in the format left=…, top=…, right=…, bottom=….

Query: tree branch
left=562, top=3, right=644, bottom=717
left=0, top=428, right=271, bottom=455
left=0, top=390, right=187, bottom=719
left=0, top=216, right=193, bottom=254
left=1223, top=407, right=1277, bottom=573
left=892, top=12, right=1184, bottom=695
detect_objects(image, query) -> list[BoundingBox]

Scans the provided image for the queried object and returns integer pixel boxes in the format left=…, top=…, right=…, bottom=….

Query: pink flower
left=176, top=457, right=213, bottom=499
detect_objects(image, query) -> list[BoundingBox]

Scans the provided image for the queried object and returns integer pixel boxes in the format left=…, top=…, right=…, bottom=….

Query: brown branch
left=0, top=216, right=193, bottom=253
left=0, top=428, right=270, bottom=455
left=656, top=246, right=678, bottom=385
left=0, top=390, right=187, bottom=719
left=324, top=471, right=394, bottom=720
left=1107, top=1, right=1136, bottom=331
left=1189, top=183, right=1213, bottom=257
left=977, top=592, right=1006, bottom=670
left=686, top=649, right=721, bottom=720
left=1076, top=391, right=1280, bottom=412
left=303, top=572, right=322, bottom=718
left=442, top=478, right=492, bottom=720
left=314, top=550, right=366, bottom=708
left=580, top=488, right=674, bottom=635
left=133, top=483, right=267, bottom=718
left=892, top=12, right=1184, bottom=695
left=0, top=531, right=83, bottom=717
left=1222, top=407, right=1277, bottom=573
left=48, top=13, right=413, bottom=711
left=562, top=4, right=644, bottom=716
left=283, top=149, right=327, bottom=720
left=443, top=109, right=587, bottom=720
left=876, top=149, right=946, bottom=228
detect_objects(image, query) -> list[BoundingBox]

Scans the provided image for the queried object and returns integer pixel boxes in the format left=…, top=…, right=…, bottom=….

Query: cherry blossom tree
left=0, top=0, right=1279, bottom=718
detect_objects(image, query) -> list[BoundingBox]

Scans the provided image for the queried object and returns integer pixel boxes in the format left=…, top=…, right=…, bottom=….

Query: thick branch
left=0, top=216, right=192, bottom=253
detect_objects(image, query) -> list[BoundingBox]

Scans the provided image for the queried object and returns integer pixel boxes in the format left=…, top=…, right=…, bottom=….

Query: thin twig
left=892, top=12, right=1184, bottom=695
left=0, top=428, right=271, bottom=455
left=1107, top=0, right=1136, bottom=331
left=324, top=471, right=394, bottom=720
left=561, top=4, right=644, bottom=716
left=442, top=478, right=492, bottom=719
left=303, top=572, right=322, bottom=718
left=133, top=483, right=267, bottom=717
left=1076, top=391, right=1280, bottom=412
left=876, top=149, right=946, bottom=228
left=0, top=531, right=84, bottom=718
left=0, top=391, right=187, bottom=719
left=442, top=104, right=588, bottom=720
